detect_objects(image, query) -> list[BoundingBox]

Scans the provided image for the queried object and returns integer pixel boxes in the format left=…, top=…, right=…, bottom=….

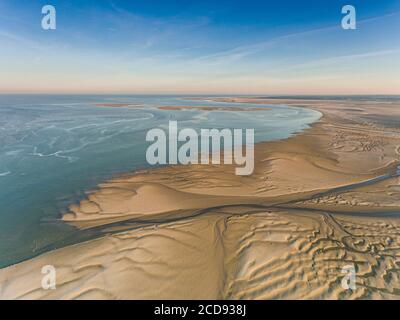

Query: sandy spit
left=1, top=98, right=400, bottom=299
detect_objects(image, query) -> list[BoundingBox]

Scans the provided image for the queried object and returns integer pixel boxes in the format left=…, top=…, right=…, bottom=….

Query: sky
left=0, top=0, right=399, bottom=94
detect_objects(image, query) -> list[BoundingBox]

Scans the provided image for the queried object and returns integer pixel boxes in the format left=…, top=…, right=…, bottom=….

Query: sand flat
left=2, top=208, right=400, bottom=299
left=1, top=98, right=400, bottom=299
left=95, top=103, right=269, bottom=112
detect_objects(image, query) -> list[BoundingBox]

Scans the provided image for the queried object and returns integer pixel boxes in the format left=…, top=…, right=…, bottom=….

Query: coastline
left=1, top=98, right=400, bottom=299
left=63, top=98, right=400, bottom=227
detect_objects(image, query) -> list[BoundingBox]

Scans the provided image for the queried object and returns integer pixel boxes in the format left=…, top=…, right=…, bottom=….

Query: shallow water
left=0, top=94, right=321, bottom=267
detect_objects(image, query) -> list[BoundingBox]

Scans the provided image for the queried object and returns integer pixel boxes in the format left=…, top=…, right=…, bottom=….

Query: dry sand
left=1, top=97, right=400, bottom=299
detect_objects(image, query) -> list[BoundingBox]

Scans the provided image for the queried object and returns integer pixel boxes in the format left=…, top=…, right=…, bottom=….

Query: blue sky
left=0, top=0, right=399, bottom=94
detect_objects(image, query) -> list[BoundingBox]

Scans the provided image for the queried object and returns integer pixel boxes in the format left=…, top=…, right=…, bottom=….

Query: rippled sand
left=1, top=98, right=400, bottom=299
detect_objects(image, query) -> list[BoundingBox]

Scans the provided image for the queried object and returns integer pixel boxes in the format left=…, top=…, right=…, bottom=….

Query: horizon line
left=1, top=91, right=400, bottom=96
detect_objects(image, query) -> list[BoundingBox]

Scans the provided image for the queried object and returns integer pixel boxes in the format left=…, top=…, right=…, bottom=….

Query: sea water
left=0, top=94, right=321, bottom=267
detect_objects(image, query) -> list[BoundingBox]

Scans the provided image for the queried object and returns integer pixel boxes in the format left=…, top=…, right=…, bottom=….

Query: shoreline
left=62, top=101, right=322, bottom=227
left=94, top=103, right=271, bottom=112
left=1, top=97, right=400, bottom=299
left=62, top=99, right=400, bottom=227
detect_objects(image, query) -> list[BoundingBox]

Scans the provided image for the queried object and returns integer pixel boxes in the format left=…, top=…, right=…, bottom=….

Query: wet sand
left=95, top=103, right=269, bottom=112
left=1, top=98, right=400, bottom=299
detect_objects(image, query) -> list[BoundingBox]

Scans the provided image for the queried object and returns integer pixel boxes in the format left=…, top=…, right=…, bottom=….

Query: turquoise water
left=0, top=95, right=321, bottom=268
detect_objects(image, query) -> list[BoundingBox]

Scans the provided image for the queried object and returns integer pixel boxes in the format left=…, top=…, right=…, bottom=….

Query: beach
left=1, top=97, right=400, bottom=299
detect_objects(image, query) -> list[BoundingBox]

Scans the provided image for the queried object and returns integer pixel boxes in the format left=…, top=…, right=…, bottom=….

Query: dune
left=1, top=97, right=400, bottom=299
left=2, top=208, right=400, bottom=299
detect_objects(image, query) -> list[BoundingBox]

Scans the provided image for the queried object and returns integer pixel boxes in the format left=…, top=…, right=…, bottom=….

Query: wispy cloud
left=192, top=10, right=400, bottom=66
left=0, top=30, right=48, bottom=51
left=282, top=48, right=400, bottom=71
